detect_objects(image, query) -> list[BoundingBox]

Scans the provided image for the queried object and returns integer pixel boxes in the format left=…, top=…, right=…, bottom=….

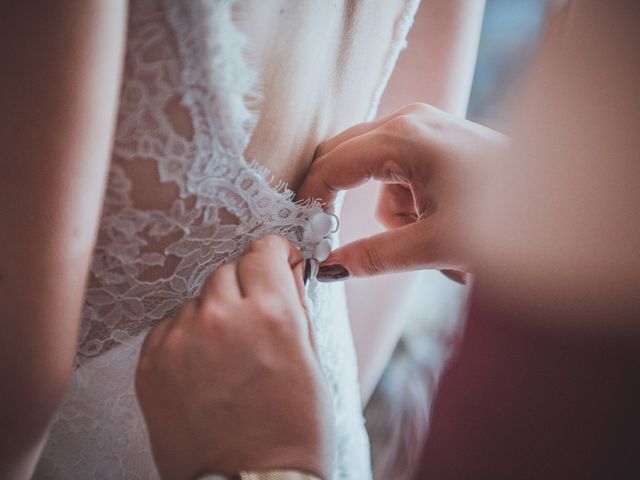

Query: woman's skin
left=468, top=0, right=640, bottom=334
left=136, top=5, right=640, bottom=478
left=298, top=102, right=506, bottom=278
left=136, top=235, right=335, bottom=480
left=128, top=0, right=413, bottom=210
left=0, top=2, right=126, bottom=477
left=299, top=0, right=640, bottom=333
left=240, top=0, right=408, bottom=189
left=340, top=0, right=486, bottom=402
left=105, top=0, right=485, bottom=404
left=5, top=0, right=636, bottom=478
left=0, top=0, right=482, bottom=476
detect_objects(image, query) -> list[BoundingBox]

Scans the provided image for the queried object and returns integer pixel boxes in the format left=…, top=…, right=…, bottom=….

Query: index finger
left=297, top=130, right=403, bottom=206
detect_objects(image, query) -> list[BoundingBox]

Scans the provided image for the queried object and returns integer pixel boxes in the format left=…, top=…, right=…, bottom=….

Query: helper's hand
left=135, top=235, right=334, bottom=480
left=298, top=103, right=507, bottom=283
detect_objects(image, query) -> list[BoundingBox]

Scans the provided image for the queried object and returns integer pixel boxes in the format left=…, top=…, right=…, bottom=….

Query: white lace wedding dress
left=34, top=1, right=418, bottom=478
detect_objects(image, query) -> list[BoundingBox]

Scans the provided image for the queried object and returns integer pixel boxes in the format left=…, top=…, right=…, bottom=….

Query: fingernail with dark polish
left=303, top=259, right=311, bottom=285
left=317, top=264, right=350, bottom=282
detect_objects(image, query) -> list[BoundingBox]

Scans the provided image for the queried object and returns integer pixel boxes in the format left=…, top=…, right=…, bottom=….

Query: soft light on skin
left=0, top=2, right=127, bottom=477
left=239, top=0, right=414, bottom=191
left=466, top=2, right=640, bottom=334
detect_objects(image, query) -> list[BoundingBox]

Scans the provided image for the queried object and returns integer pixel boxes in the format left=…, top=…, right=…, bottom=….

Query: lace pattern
left=36, top=0, right=419, bottom=478
left=78, top=0, right=324, bottom=364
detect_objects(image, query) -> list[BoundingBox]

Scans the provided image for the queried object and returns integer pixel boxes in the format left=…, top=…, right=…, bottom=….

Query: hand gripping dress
left=34, top=1, right=419, bottom=478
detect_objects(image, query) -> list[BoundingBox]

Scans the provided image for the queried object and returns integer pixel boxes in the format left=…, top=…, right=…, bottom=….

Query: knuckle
left=264, top=313, right=287, bottom=333
left=198, top=302, right=233, bottom=332
left=253, top=297, right=281, bottom=319
left=392, top=103, right=443, bottom=134
left=314, top=140, right=330, bottom=159
left=402, top=102, right=441, bottom=122
left=384, top=114, right=426, bottom=143
left=163, top=327, right=185, bottom=354
left=405, top=101, right=428, bottom=113
left=405, top=102, right=437, bottom=118
left=386, top=114, right=416, bottom=135
left=199, top=300, right=223, bottom=321
left=380, top=158, right=404, bottom=182
left=254, top=298, right=294, bottom=332
left=251, top=234, right=284, bottom=253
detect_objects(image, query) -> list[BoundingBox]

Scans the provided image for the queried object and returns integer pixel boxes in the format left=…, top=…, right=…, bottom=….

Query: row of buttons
left=306, top=212, right=339, bottom=262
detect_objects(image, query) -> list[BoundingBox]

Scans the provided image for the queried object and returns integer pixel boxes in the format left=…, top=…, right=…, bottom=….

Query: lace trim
left=37, top=1, right=418, bottom=478
left=78, top=0, right=325, bottom=365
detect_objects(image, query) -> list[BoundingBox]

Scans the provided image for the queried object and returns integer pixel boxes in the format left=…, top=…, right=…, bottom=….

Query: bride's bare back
left=0, top=0, right=479, bottom=476
left=23, top=1, right=414, bottom=477
left=78, top=0, right=413, bottom=360
left=127, top=0, right=410, bottom=207
left=242, top=0, right=411, bottom=187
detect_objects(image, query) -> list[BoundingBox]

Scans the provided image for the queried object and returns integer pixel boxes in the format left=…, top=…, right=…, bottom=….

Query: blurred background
left=362, top=2, right=550, bottom=479
left=468, top=0, right=547, bottom=127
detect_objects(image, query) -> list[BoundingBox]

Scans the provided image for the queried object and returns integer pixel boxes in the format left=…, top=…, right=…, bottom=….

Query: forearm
left=0, top=1, right=126, bottom=475
left=346, top=0, right=485, bottom=403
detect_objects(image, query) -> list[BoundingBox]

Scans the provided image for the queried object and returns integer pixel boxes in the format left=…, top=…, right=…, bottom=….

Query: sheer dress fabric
left=34, top=0, right=419, bottom=478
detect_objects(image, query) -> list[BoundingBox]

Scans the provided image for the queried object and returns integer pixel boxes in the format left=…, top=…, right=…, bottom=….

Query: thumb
left=317, top=220, right=446, bottom=281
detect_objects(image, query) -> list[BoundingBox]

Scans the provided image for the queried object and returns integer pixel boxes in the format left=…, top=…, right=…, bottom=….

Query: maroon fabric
left=416, top=285, right=640, bottom=480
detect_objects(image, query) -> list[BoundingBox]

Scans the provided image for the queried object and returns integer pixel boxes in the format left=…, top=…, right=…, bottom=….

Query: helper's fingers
left=314, top=116, right=390, bottom=159
left=300, top=103, right=442, bottom=205
left=317, top=216, right=461, bottom=280
left=140, top=318, right=171, bottom=353
left=140, top=299, right=197, bottom=353
left=236, top=234, right=304, bottom=302
left=375, top=183, right=417, bottom=229
left=298, top=130, right=411, bottom=206
left=137, top=299, right=197, bottom=393
left=199, top=261, right=241, bottom=302
left=314, top=105, right=421, bottom=159
left=314, top=121, right=377, bottom=159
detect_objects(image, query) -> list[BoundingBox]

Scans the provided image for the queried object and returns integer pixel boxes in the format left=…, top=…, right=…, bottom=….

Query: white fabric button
left=314, top=238, right=332, bottom=262
left=307, top=212, right=333, bottom=241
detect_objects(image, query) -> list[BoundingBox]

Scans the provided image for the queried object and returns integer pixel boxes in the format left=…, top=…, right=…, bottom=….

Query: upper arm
left=377, top=0, right=486, bottom=117
left=0, top=2, right=127, bottom=475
